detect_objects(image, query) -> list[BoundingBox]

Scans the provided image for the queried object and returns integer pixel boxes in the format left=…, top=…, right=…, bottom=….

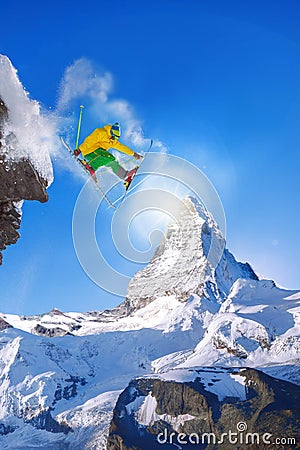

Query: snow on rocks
left=0, top=54, right=54, bottom=185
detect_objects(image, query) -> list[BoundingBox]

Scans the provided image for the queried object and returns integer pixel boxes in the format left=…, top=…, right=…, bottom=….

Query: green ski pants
left=84, top=148, right=121, bottom=174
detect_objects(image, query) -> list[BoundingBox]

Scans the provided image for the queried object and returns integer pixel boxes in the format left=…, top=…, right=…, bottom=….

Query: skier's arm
left=113, top=140, right=135, bottom=156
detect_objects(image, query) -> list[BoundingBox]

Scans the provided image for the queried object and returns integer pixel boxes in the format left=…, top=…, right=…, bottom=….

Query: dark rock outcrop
left=0, top=317, right=13, bottom=330
left=33, top=323, right=72, bottom=338
left=0, top=97, right=48, bottom=264
left=52, top=375, right=87, bottom=405
left=107, top=368, right=300, bottom=450
left=0, top=423, right=17, bottom=436
left=25, top=408, right=71, bottom=434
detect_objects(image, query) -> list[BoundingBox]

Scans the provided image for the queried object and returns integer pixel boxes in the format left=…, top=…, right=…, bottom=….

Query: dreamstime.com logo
left=157, top=422, right=297, bottom=447
left=72, top=153, right=226, bottom=296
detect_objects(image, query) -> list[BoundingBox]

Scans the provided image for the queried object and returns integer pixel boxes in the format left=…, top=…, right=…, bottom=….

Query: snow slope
left=152, top=279, right=300, bottom=381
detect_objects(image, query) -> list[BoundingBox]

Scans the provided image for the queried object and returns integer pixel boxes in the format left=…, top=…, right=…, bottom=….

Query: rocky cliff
left=0, top=96, right=48, bottom=263
left=0, top=55, right=52, bottom=264
left=107, top=368, right=300, bottom=450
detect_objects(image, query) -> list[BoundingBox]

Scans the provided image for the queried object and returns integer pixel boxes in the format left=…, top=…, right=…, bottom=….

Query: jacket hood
left=104, top=124, right=112, bottom=135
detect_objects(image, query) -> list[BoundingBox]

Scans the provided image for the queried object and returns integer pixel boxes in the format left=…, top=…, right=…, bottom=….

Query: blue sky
left=0, top=0, right=299, bottom=314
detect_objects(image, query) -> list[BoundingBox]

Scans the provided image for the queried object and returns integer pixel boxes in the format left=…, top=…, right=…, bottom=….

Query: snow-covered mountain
left=0, top=196, right=299, bottom=449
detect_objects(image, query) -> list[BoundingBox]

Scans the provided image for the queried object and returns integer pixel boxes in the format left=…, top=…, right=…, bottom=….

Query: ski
left=113, top=139, right=153, bottom=207
left=60, top=137, right=116, bottom=209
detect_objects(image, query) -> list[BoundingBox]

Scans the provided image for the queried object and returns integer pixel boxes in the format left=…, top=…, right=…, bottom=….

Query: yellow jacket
left=79, top=124, right=134, bottom=157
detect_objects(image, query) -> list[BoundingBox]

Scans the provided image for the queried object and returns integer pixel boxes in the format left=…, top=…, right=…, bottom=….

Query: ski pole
left=75, top=105, right=84, bottom=149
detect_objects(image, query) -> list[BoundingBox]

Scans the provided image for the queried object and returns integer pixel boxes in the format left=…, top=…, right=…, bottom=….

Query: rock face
left=0, top=317, right=12, bottom=331
left=0, top=96, right=48, bottom=263
left=33, top=323, right=71, bottom=338
left=107, top=368, right=300, bottom=450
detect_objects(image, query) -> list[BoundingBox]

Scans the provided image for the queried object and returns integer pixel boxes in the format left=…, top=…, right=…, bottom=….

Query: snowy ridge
left=152, top=278, right=300, bottom=381
left=0, top=55, right=54, bottom=184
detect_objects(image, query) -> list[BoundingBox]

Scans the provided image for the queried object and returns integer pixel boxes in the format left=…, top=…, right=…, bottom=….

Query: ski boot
left=124, top=167, right=139, bottom=191
left=80, top=160, right=96, bottom=179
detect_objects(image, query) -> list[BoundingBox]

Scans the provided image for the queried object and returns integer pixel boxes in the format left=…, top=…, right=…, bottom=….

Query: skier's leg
left=85, top=149, right=128, bottom=179
left=86, top=148, right=138, bottom=187
left=107, top=161, right=127, bottom=179
left=80, top=159, right=96, bottom=178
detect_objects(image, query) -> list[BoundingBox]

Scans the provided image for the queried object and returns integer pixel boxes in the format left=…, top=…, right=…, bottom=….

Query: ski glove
left=133, top=152, right=142, bottom=160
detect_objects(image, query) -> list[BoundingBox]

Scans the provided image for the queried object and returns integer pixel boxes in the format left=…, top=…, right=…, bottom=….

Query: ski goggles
left=110, top=132, right=119, bottom=140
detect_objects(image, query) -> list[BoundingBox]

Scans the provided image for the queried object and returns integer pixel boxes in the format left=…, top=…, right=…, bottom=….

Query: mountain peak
left=124, top=196, right=258, bottom=313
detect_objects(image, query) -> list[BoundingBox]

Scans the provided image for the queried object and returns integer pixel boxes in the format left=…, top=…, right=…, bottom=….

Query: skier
left=73, top=122, right=142, bottom=189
